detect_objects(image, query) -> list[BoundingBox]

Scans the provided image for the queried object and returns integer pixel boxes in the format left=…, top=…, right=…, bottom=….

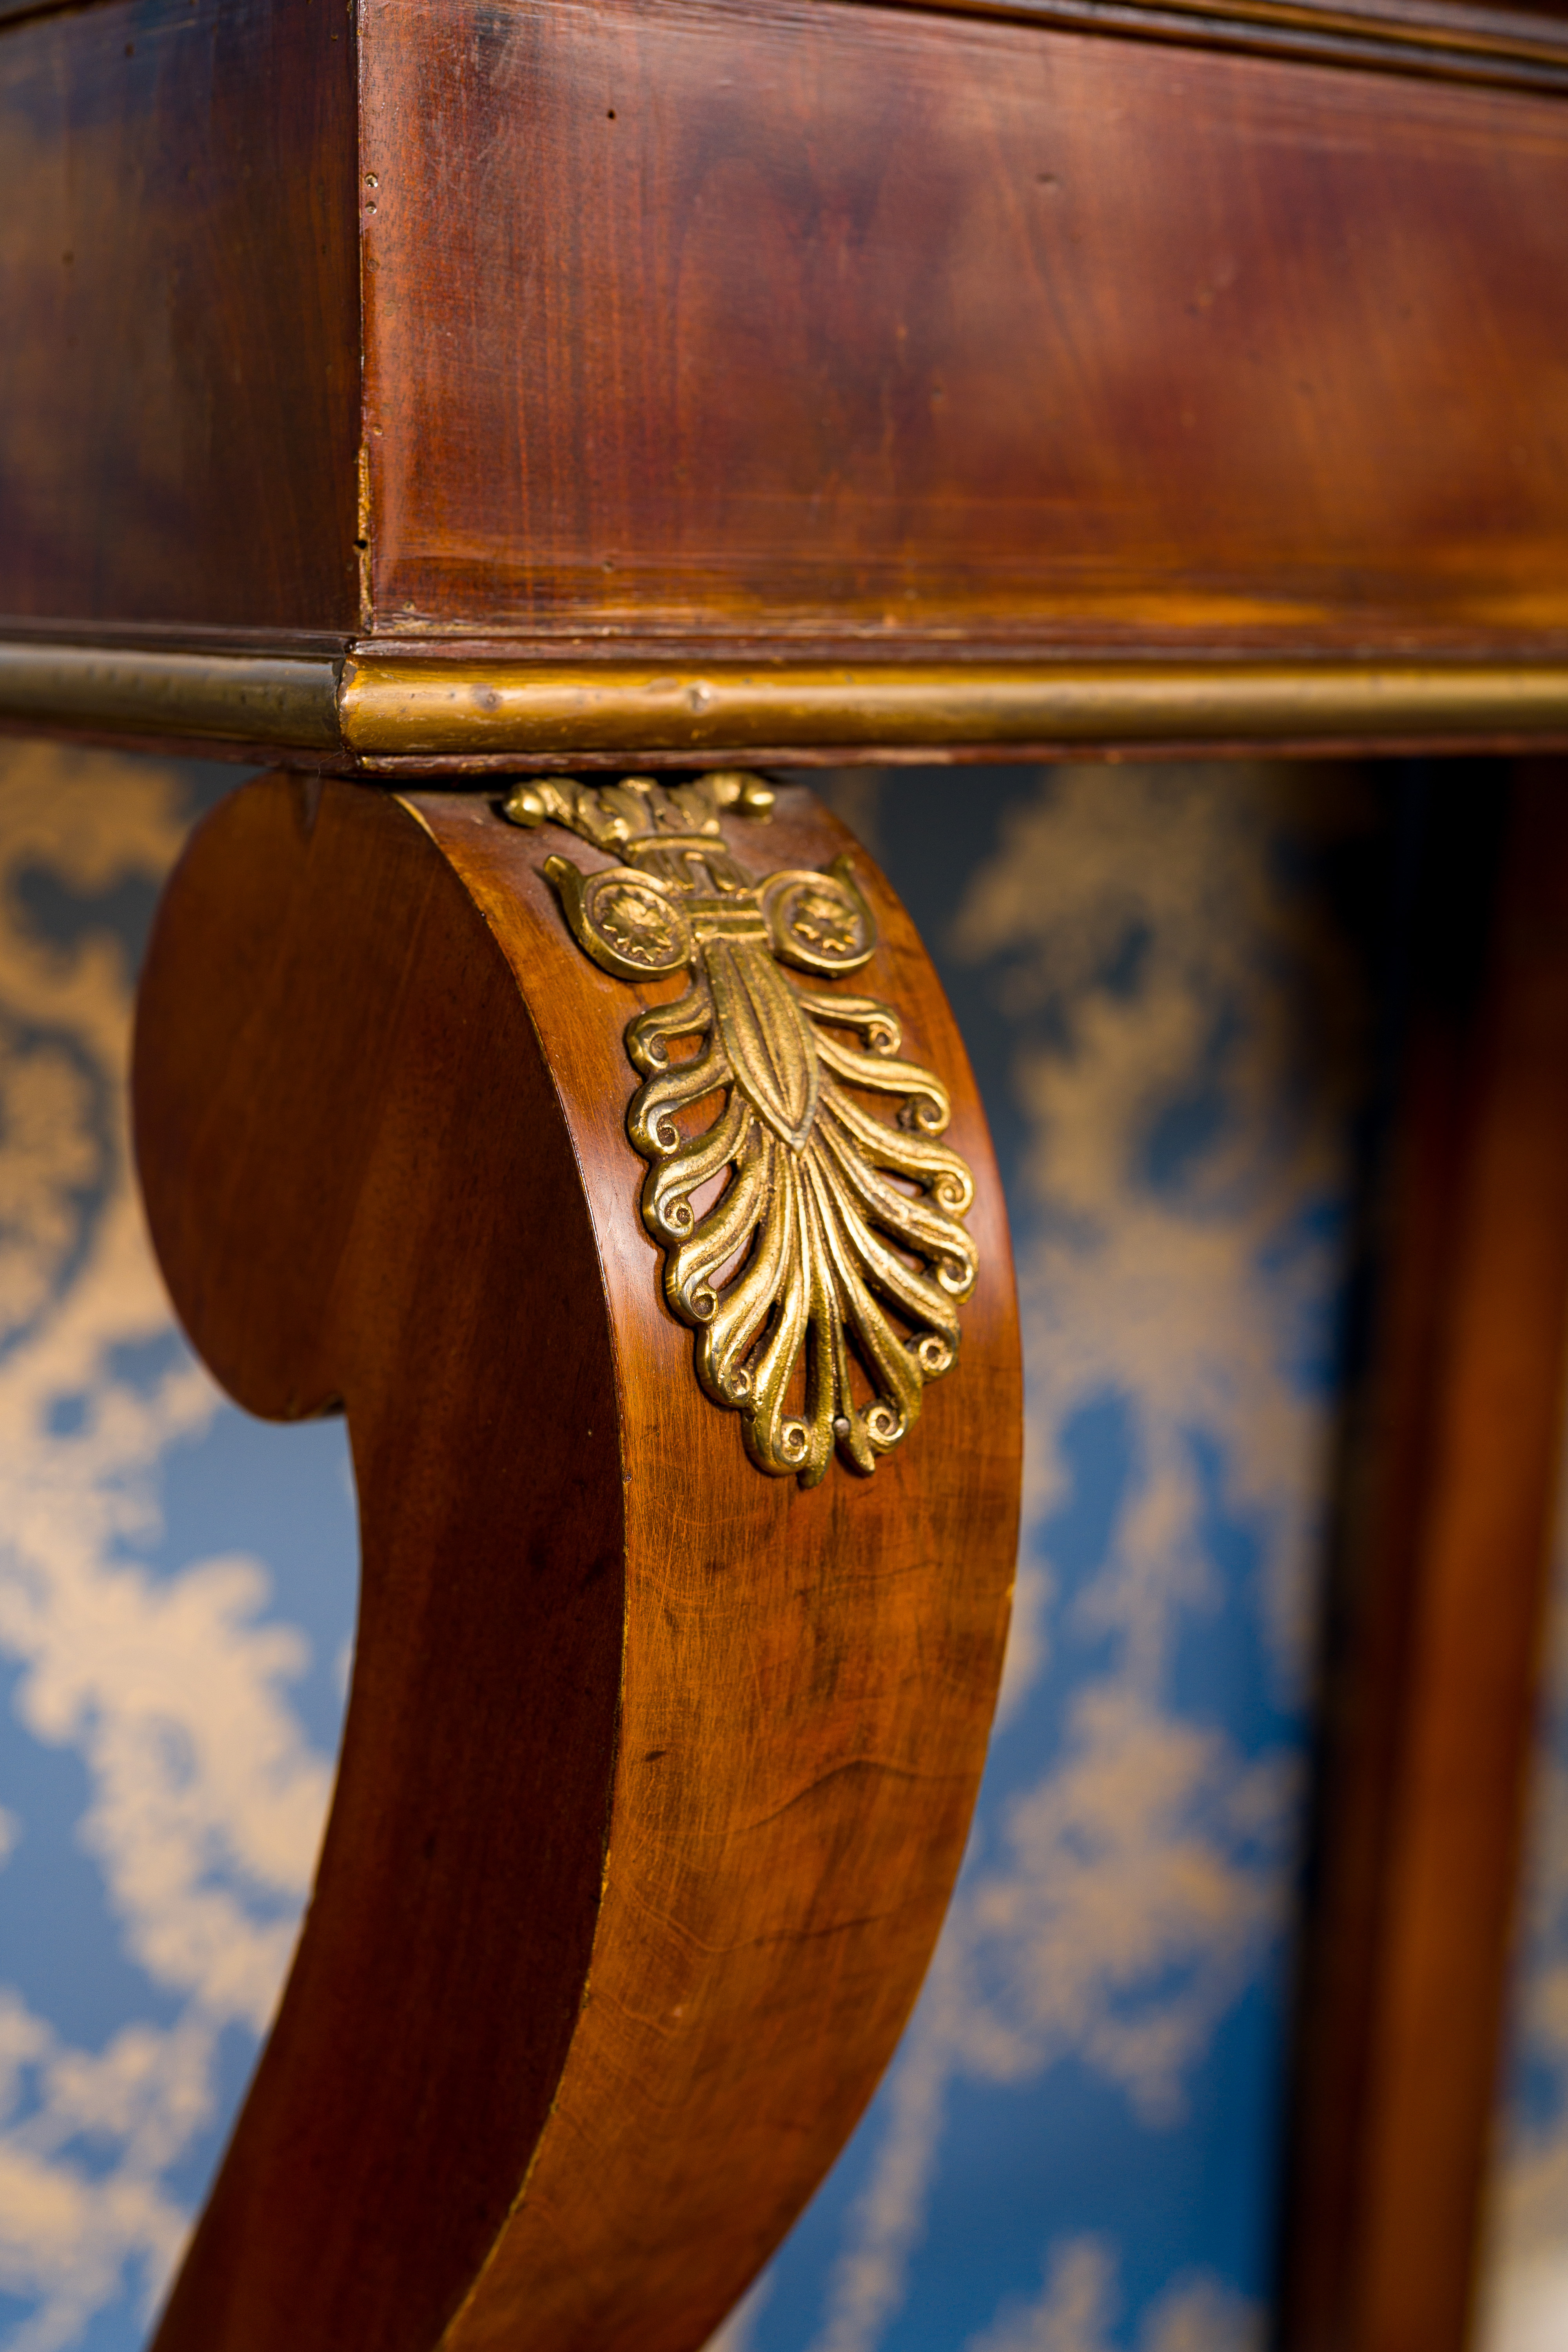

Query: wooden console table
left=4, top=0, right=1568, bottom=2347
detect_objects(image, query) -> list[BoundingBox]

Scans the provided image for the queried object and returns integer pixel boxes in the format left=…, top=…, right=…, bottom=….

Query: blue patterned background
left=0, top=746, right=1559, bottom=2352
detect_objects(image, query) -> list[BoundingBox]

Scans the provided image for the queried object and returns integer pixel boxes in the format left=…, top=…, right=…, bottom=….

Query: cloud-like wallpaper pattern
left=0, top=745, right=1559, bottom=2352
left=0, top=747, right=350, bottom=2352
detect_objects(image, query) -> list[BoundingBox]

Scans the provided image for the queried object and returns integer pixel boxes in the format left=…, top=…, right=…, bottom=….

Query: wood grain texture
left=1279, top=768, right=1568, bottom=2352
left=891, top=0, right=1568, bottom=69
left=360, top=0, right=1568, bottom=655
left=8, top=0, right=1568, bottom=72
left=0, top=0, right=359, bottom=634
left=7, top=0, right=1568, bottom=670
left=132, top=771, right=1020, bottom=2352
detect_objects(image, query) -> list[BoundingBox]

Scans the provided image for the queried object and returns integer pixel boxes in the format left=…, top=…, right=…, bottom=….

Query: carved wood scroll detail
left=504, top=772, right=979, bottom=1485
left=132, top=773, right=1021, bottom=2352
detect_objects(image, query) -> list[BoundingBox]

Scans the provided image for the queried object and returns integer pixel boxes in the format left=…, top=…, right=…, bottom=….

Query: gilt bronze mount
left=505, top=771, right=979, bottom=1485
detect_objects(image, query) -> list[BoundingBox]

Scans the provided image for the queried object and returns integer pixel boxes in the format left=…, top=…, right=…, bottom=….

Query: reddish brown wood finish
left=132, top=772, right=1020, bottom=2352
left=360, top=0, right=1568, bottom=654
left=6, top=0, right=1568, bottom=672
left=0, top=0, right=359, bottom=635
left=1280, top=769, right=1568, bottom=2352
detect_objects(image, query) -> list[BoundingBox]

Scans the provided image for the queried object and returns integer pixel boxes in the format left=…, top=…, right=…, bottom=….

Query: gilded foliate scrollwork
left=503, top=771, right=978, bottom=1486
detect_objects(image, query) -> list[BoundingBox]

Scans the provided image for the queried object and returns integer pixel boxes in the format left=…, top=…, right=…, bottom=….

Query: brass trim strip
left=338, top=658, right=1568, bottom=758
left=4, top=643, right=1568, bottom=761
left=0, top=644, right=342, bottom=750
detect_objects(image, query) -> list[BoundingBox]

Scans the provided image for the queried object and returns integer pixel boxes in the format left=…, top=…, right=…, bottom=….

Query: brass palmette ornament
left=507, top=772, right=977, bottom=1486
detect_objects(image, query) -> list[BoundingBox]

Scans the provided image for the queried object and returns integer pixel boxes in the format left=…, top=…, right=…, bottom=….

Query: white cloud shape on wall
left=956, top=1686, right=1295, bottom=2125
left=800, top=768, right=1372, bottom=2352
left=964, top=2236, right=1258, bottom=2352
left=0, top=746, right=339, bottom=2352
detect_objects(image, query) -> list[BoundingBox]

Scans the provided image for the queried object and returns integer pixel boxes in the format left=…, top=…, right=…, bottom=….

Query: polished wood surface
left=1280, top=769, right=1568, bottom=2352
left=132, top=772, right=1021, bottom=2352
left=7, top=0, right=1568, bottom=68
left=0, top=0, right=359, bottom=636
left=891, top=0, right=1568, bottom=82
left=5, top=0, right=1568, bottom=709
left=361, top=0, right=1568, bottom=656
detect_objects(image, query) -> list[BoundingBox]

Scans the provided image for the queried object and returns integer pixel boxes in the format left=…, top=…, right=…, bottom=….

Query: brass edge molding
left=504, top=770, right=980, bottom=1485
left=339, top=658, right=1568, bottom=757
left=0, top=644, right=342, bottom=750
left=4, top=643, right=1568, bottom=759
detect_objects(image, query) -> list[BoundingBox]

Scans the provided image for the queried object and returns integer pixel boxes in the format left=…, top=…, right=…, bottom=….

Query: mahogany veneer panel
left=4, top=0, right=1568, bottom=658
left=0, top=0, right=359, bottom=635
left=362, top=0, right=1568, bottom=652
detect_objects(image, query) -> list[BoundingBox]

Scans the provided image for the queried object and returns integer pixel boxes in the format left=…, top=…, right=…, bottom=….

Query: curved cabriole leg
left=132, top=772, right=1021, bottom=2352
